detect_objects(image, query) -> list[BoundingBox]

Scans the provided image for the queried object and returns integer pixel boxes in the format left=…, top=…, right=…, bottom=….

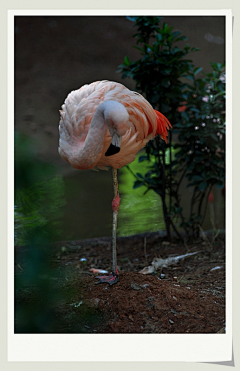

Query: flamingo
left=58, top=80, right=171, bottom=285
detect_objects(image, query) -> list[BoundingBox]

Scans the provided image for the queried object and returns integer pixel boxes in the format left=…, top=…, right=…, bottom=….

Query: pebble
left=162, top=241, right=170, bottom=246
left=131, top=283, right=142, bottom=290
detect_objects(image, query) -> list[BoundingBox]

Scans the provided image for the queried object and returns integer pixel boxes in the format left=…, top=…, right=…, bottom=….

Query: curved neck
left=71, top=104, right=108, bottom=169
left=69, top=100, right=128, bottom=170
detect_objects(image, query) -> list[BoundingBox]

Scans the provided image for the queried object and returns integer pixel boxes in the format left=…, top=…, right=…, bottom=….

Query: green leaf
left=190, top=108, right=200, bottom=113
left=181, top=111, right=189, bottom=121
left=138, top=155, right=148, bottom=163
left=192, top=175, right=203, bottom=181
left=193, top=157, right=203, bottom=163
left=216, top=181, right=224, bottom=190
left=124, top=56, right=130, bottom=65
left=198, top=181, right=208, bottom=191
left=176, top=207, right=183, bottom=214
left=163, top=67, right=172, bottom=74
left=162, top=22, right=168, bottom=32
left=186, top=74, right=194, bottom=82
left=175, top=36, right=188, bottom=42
left=161, top=102, right=170, bottom=112
left=161, top=79, right=170, bottom=88
left=126, top=16, right=137, bottom=22
left=133, top=45, right=143, bottom=52
left=133, top=180, right=144, bottom=189
left=211, top=133, right=219, bottom=141
left=194, top=67, right=203, bottom=76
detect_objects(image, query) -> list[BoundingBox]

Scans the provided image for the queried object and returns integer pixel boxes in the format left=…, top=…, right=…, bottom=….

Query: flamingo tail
left=154, top=109, right=172, bottom=144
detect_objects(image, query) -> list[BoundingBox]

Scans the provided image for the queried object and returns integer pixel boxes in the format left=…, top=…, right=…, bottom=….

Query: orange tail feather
left=154, top=109, right=172, bottom=143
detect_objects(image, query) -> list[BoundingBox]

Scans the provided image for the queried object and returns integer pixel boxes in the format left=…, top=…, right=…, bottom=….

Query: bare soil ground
left=15, top=232, right=225, bottom=333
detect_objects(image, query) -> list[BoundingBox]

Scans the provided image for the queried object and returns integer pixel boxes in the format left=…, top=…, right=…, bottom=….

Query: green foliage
left=118, top=152, right=166, bottom=236
left=15, top=133, right=101, bottom=333
left=15, top=176, right=65, bottom=245
left=118, top=16, right=198, bottom=119
left=118, top=16, right=199, bottom=239
left=173, top=62, right=225, bottom=236
left=175, top=62, right=225, bottom=190
left=15, top=133, right=65, bottom=246
left=15, top=133, right=67, bottom=332
left=117, top=17, right=225, bottom=240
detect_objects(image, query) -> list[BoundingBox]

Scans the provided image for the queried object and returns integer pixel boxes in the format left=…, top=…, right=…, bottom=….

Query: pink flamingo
left=58, top=80, right=171, bottom=285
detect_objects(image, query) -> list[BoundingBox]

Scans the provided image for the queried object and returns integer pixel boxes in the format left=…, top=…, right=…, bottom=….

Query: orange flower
left=177, top=101, right=187, bottom=113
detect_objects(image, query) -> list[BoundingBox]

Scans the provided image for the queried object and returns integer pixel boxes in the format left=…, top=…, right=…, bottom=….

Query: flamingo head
left=103, top=100, right=129, bottom=157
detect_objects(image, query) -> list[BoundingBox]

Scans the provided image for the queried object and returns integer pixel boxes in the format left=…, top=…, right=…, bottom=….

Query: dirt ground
left=15, top=231, right=225, bottom=334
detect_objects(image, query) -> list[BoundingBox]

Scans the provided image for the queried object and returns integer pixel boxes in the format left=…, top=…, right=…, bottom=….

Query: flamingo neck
left=69, top=100, right=128, bottom=170
left=70, top=103, right=108, bottom=169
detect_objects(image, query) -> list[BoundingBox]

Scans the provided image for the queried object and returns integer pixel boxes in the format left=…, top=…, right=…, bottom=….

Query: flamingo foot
left=95, top=271, right=119, bottom=285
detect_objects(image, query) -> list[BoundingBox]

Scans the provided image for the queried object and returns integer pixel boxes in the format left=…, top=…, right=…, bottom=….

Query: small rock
left=148, top=297, right=154, bottom=302
left=92, top=298, right=100, bottom=307
left=210, top=266, right=223, bottom=271
left=131, top=283, right=142, bottom=290
left=70, top=300, right=83, bottom=308
left=169, top=319, right=174, bottom=324
left=162, top=241, right=170, bottom=246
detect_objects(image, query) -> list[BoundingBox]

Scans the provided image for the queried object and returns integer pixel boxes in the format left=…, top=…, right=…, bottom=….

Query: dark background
left=14, top=16, right=225, bottom=241
left=15, top=16, right=225, bottom=168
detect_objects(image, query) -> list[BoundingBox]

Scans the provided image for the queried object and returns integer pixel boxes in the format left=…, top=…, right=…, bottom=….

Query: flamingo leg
left=96, top=168, right=119, bottom=285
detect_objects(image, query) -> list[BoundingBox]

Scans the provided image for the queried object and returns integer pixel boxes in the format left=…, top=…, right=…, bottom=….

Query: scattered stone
left=131, top=283, right=142, bottom=290
left=210, top=266, right=223, bottom=271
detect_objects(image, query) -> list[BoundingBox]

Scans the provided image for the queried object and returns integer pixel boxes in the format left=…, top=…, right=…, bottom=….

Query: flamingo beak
left=105, top=132, right=121, bottom=156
